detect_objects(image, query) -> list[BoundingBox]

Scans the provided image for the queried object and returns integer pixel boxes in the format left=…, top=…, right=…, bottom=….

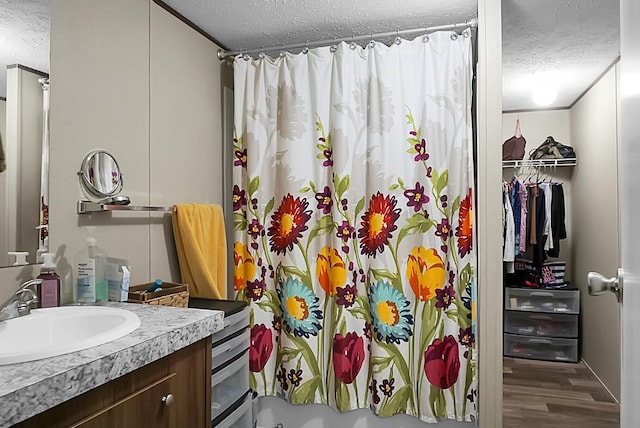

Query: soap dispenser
left=38, top=252, right=60, bottom=308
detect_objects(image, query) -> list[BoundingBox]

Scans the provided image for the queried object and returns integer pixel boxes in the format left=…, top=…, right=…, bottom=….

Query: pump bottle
left=38, top=253, right=60, bottom=308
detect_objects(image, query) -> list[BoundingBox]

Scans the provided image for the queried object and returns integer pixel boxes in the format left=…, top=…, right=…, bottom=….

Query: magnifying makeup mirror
left=78, top=150, right=130, bottom=204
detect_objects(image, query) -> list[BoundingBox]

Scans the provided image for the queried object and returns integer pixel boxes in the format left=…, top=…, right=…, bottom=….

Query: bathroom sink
left=0, top=306, right=141, bottom=365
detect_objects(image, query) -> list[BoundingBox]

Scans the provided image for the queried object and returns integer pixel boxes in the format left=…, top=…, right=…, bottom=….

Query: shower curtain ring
left=302, top=41, right=309, bottom=54
left=394, top=28, right=402, bottom=45
left=330, top=37, right=337, bottom=53
left=369, top=32, right=375, bottom=48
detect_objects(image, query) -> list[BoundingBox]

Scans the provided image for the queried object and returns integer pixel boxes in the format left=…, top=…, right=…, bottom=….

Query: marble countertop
left=0, top=302, right=224, bottom=427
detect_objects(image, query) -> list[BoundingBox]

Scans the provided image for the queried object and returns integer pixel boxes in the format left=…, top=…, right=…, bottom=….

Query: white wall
left=501, top=110, right=574, bottom=279
left=48, top=0, right=228, bottom=303
left=570, top=65, right=620, bottom=400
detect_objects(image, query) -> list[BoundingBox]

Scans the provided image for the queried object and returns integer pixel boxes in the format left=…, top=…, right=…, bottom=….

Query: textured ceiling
left=0, top=0, right=50, bottom=99
left=162, top=0, right=477, bottom=52
left=502, top=0, right=619, bottom=111
left=0, top=0, right=621, bottom=111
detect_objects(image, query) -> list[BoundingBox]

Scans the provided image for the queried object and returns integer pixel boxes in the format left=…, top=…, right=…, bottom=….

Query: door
left=618, top=0, right=640, bottom=425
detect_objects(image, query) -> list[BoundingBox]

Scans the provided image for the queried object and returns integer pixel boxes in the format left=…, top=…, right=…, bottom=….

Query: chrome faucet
left=0, top=279, right=42, bottom=322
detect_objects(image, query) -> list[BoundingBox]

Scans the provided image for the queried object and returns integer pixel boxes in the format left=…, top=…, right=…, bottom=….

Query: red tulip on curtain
left=424, top=335, right=460, bottom=389
left=250, top=324, right=273, bottom=372
left=333, top=332, right=365, bottom=384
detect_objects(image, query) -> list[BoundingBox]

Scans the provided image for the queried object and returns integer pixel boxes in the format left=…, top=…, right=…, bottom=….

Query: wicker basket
left=127, top=282, right=189, bottom=308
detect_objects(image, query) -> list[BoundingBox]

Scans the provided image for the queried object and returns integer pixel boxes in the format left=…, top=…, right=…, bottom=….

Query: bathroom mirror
left=0, top=0, right=51, bottom=268
left=78, top=150, right=125, bottom=201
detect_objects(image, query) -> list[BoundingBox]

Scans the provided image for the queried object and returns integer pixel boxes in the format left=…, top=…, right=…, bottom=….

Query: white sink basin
left=0, top=306, right=140, bottom=365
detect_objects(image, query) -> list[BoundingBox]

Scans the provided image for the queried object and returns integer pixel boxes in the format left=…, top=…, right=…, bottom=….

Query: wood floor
left=503, top=357, right=619, bottom=428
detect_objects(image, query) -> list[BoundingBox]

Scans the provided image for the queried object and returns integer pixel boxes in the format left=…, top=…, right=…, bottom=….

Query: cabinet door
left=74, top=374, right=174, bottom=428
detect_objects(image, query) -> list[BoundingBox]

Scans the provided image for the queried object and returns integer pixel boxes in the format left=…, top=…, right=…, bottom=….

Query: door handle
left=587, top=268, right=623, bottom=303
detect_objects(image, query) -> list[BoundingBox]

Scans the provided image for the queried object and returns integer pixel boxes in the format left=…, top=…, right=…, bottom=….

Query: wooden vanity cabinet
left=16, top=337, right=212, bottom=428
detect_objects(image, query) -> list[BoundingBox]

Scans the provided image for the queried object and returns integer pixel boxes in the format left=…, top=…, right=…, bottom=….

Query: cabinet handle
left=162, top=393, right=174, bottom=407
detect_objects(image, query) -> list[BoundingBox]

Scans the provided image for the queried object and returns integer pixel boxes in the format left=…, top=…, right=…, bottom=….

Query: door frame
left=476, top=1, right=504, bottom=427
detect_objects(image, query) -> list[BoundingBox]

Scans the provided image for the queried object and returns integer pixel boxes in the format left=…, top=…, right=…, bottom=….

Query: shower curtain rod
left=217, top=18, right=477, bottom=60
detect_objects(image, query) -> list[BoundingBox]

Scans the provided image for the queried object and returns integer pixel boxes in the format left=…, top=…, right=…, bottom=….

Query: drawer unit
left=504, top=333, right=578, bottom=362
left=504, top=310, right=578, bottom=338
left=211, top=348, right=250, bottom=421
left=212, top=329, right=250, bottom=370
left=504, top=288, right=579, bottom=314
left=212, top=307, right=250, bottom=344
left=213, top=393, right=252, bottom=428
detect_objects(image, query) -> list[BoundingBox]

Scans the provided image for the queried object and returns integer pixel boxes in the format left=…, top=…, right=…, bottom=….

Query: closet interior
left=500, top=88, right=621, bottom=427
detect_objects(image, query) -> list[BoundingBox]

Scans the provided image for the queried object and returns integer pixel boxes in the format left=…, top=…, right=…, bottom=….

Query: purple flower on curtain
left=314, top=186, right=333, bottom=214
left=277, top=366, right=288, bottom=390
left=426, top=166, right=433, bottom=178
left=233, top=185, right=247, bottom=211
left=246, top=278, right=266, bottom=301
left=435, top=285, right=455, bottom=309
left=414, top=138, right=430, bottom=161
left=435, top=218, right=452, bottom=239
left=268, top=194, right=312, bottom=255
left=440, top=195, right=448, bottom=208
left=323, top=149, right=333, bottom=167
left=336, top=220, right=354, bottom=242
left=287, top=368, right=303, bottom=387
left=234, top=148, right=247, bottom=167
left=248, top=218, right=263, bottom=239
left=336, top=283, right=357, bottom=308
left=403, top=182, right=430, bottom=212
left=272, top=315, right=282, bottom=333
left=459, top=327, right=475, bottom=348
left=358, top=192, right=400, bottom=257
left=379, top=378, right=395, bottom=397
left=369, top=379, right=381, bottom=404
left=363, top=322, right=373, bottom=341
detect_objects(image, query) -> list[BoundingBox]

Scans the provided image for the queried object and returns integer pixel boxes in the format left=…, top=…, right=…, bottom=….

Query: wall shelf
left=77, top=200, right=172, bottom=214
left=502, top=158, right=577, bottom=168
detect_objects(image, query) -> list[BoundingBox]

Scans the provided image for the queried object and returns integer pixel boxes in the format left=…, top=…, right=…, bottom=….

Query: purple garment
left=518, top=182, right=528, bottom=254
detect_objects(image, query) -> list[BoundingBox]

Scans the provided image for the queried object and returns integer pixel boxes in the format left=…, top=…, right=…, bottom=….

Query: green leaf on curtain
left=256, top=300, right=281, bottom=316
left=280, top=347, right=304, bottom=363
left=389, top=183, right=400, bottom=191
left=419, top=300, right=439, bottom=360
left=291, top=375, right=322, bottom=404
left=435, top=170, right=449, bottom=195
left=281, top=265, right=312, bottom=289
left=405, top=114, right=414, bottom=125
left=369, top=269, right=401, bottom=292
left=355, top=196, right=366, bottom=217
left=355, top=295, right=371, bottom=316
left=338, top=175, right=351, bottom=197
left=459, top=263, right=473, bottom=292
left=300, top=187, right=311, bottom=193
left=371, top=356, right=394, bottom=373
left=429, top=385, right=447, bottom=418
left=454, top=300, right=471, bottom=329
left=451, top=195, right=461, bottom=217
left=377, top=342, right=412, bottom=387
left=336, top=378, right=352, bottom=411
left=307, top=215, right=335, bottom=247
left=406, top=147, right=418, bottom=155
left=250, top=372, right=257, bottom=392
left=264, top=197, right=275, bottom=218
left=348, top=307, right=370, bottom=321
left=430, top=170, right=439, bottom=189
left=397, top=177, right=405, bottom=187
left=249, top=176, right=260, bottom=196
left=445, top=309, right=459, bottom=323
left=233, top=212, right=248, bottom=230
left=378, top=385, right=412, bottom=416
left=288, top=333, right=322, bottom=379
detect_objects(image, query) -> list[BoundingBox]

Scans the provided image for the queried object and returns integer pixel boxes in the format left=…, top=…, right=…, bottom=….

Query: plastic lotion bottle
left=38, top=252, right=60, bottom=308
left=76, top=227, right=108, bottom=303
left=87, top=228, right=108, bottom=302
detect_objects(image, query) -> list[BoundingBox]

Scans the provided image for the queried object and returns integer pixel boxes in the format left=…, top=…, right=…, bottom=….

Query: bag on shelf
left=502, top=119, right=527, bottom=161
left=529, top=136, right=576, bottom=160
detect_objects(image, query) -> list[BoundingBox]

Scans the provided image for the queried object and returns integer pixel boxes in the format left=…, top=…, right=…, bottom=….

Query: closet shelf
left=502, top=158, right=577, bottom=168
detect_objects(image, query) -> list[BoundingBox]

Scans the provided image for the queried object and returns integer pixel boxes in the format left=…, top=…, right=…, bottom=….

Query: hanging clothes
left=548, top=184, right=567, bottom=258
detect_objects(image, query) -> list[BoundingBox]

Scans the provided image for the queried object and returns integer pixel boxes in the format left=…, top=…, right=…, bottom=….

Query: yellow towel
left=172, top=204, right=227, bottom=300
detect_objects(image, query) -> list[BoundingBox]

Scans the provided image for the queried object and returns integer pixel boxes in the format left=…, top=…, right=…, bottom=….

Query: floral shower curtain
left=233, top=30, right=477, bottom=423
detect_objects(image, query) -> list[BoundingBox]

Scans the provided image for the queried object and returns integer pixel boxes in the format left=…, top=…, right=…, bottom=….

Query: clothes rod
left=77, top=200, right=173, bottom=215
left=217, top=19, right=478, bottom=60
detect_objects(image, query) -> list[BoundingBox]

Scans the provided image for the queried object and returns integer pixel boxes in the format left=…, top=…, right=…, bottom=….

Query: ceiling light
left=532, top=83, right=558, bottom=107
